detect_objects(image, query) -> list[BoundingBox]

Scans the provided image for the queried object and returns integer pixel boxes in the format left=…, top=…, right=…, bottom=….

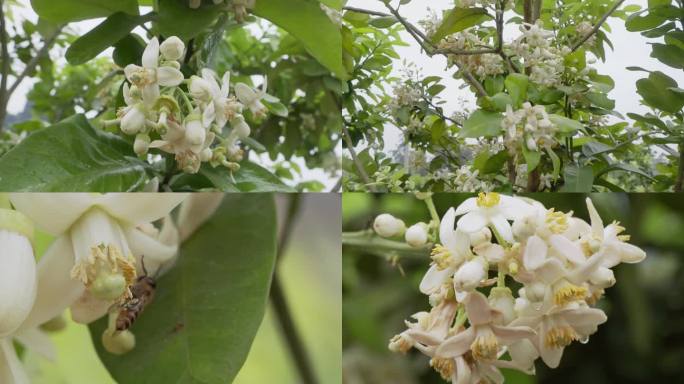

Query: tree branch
left=571, top=0, right=625, bottom=52
left=342, top=122, right=374, bottom=190
left=0, top=1, right=11, bottom=131
left=270, top=195, right=319, bottom=384
left=5, top=25, right=63, bottom=99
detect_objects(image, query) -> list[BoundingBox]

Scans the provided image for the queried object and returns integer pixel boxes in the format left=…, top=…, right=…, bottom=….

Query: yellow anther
left=470, top=332, right=499, bottom=360
left=431, top=244, right=452, bottom=270
left=545, top=209, right=570, bottom=234
left=554, top=283, right=588, bottom=306
left=430, top=357, right=455, bottom=380
left=545, top=326, right=578, bottom=348
left=70, top=243, right=138, bottom=302
left=476, top=192, right=500, bottom=208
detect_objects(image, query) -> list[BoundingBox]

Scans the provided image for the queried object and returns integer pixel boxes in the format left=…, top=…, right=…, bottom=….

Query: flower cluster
left=502, top=102, right=557, bottom=155
left=509, top=21, right=570, bottom=87
left=389, top=81, right=423, bottom=112
left=110, top=36, right=270, bottom=174
left=439, top=31, right=505, bottom=78
left=384, top=193, right=646, bottom=383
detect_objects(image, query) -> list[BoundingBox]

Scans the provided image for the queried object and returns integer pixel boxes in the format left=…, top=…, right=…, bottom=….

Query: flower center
left=70, top=243, right=137, bottom=301
left=545, top=209, right=569, bottom=234
left=128, top=67, right=157, bottom=87
left=545, top=326, right=578, bottom=348
left=470, top=330, right=498, bottom=360
left=476, top=192, right=500, bottom=208
left=554, top=281, right=588, bottom=306
left=430, top=357, right=455, bottom=380
left=431, top=244, right=452, bottom=270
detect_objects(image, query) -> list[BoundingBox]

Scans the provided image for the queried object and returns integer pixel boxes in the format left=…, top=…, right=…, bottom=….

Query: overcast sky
left=347, top=0, right=684, bottom=151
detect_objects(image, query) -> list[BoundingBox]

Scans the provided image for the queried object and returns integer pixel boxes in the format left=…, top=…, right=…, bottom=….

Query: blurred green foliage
left=343, top=193, right=684, bottom=383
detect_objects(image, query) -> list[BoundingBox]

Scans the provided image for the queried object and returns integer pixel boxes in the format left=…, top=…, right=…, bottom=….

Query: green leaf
left=459, top=110, right=503, bottom=138
left=650, top=43, right=684, bottom=69
left=473, top=150, right=508, bottom=175
left=30, top=0, right=139, bottom=23
left=113, top=34, right=145, bottom=67
left=582, top=141, right=614, bottom=157
left=90, top=194, right=277, bottom=384
left=504, top=73, right=528, bottom=107
left=560, top=165, right=594, bottom=192
left=369, top=16, right=398, bottom=28
left=625, top=11, right=666, bottom=32
left=253, top=0, right=347, bottom=80
left=521, top=145, right=540, bottom=173
left=636, top=71, right=684, bottom=113
left=171, top=162, right=294, bottom=192
left=157, top=0, right=221, bottom=41
left=549, top=114, right=583, bottom=133
left=66, top=12, right=149, bottom=65
left=586, top=92, right=615, bottom=110
left=0, top=115, right=150, bottom=192
left=431, top=7, right=490, bottom=43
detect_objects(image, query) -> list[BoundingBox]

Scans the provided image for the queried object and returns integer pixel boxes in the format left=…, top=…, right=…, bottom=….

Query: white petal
left=0, top=231, right=36, bottom=337
left=549, top=234, right=585, bottom=264
left=121, top=105, right=146, bottom=135
left=523, top=235, right=547, bottom=270
left=539, top=321, right=564, bottom=368
left=474, top=242, right=504, bottom=263
left=507, top=339, right=538, bottom=372
left=419, top=265, right=453, bottom=294
left=585, top=197, right=604, bottom=238
left=439, top=207, right=457, bottom=248
left=464, top=291, right=494, bottom=326
left=616, top=242, right=646, bottom=264
left=124, top=64, right=143, bottom=83
left=177, top=193, right=223, bottom=242
left=70, top=291, right=111, bottom=324
left=157, top=66, right=184, bottom=87
left=96, top=193, right=187, bottom=226
left=490, top=213, right=514, bottom=244
left=0, top=339, right=29, bottom=384
left=70, top=208, right=130, bottom=265
left=234, top=82, right=257, bottom=104
left=220, top=71, right=231, bottom=97
left=491, top=324, right=536, bottom=344
left=202, top=102, right=216, bottom=127
left=124, top=225, right=178, bottom=275
left=454, top=197, right=477, bottom=216
left=435, top=327, right=475, bottom=358
left=142, top=84, right=160, bottom=105
left=453, top=357, right=472, bottom=384
left=123, top=82, right=133, bottom=106
left=159, top=36, right=185, bottom=61
left=10, top=193, right=95, bottom=234
left=457, top=211, right=487, bottom=233
left=500, top=196, right=532, bottom=219
left=19, top=236, right=83, bottom=330
left=535, top=258, right=565, bottom=284
left=142, top=37, right=160, bottom=68
left=567, top=250, right=605, bottom=284
left=14, top=328, right=55, bottom=361
left=559, top=307, right=607, bottom=329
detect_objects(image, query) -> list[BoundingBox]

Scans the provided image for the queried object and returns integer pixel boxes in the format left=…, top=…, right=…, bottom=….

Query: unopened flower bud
left=469, top=227, right=492, bottom=247
left=405, top=222, right=428, bottom=248
left=121, top=105, right=146, bottom=135
left=184, top=117, right=206, bottom=147
left=134, top=133, right=150, bottom=155
left=512, top=215, right=536, bottom=239
left=373, top=214, right=405, bottom=238
left=160, top=36, right=185, bottom=61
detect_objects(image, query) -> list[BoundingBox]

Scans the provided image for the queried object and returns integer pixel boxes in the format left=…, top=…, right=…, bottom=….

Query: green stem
left=343, top=230, right=430, bottom=259
left=453, top=306, right=467, bottom=329
left=176, top=88, right=194, bottom=114
left=497, top=265, right=505, bottom=287
left=423, top=195, right=440, bottom=224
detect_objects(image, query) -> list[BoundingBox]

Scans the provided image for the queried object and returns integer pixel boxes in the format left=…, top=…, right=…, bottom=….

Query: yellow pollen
left=70, top=244, right=137, bottom=301
left=545, top=326, right=579, bottom=348
left=586, top=289, right=604, bottom=305
left=431, top=245, right=452, bottom=270
left=470, top=333, right=499, bottom=361
left=545, top=209, right=570, bottom=234
left=476, top=192, right=500, bottom=208
left=388, top=334, right=412, bottom=354
left=554, top=284, right=588, bottom=306
left=430, top=357, right=455, bottom=380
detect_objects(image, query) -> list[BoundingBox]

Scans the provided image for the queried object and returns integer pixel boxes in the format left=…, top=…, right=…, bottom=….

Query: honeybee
left=115, top=257, right=157, bottom=331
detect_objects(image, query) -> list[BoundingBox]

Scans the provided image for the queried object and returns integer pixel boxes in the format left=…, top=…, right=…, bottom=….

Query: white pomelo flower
left=124, top=37, right=184, bottom=103
left=10, top=193, right=186, bottom=327
left=234, top=80, right=268, bottom=117
left=420, top=208, right=471, bottom=295
left=455, top=193, right=531, bottom=244
left=189, top=68, right=232, bottom=128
